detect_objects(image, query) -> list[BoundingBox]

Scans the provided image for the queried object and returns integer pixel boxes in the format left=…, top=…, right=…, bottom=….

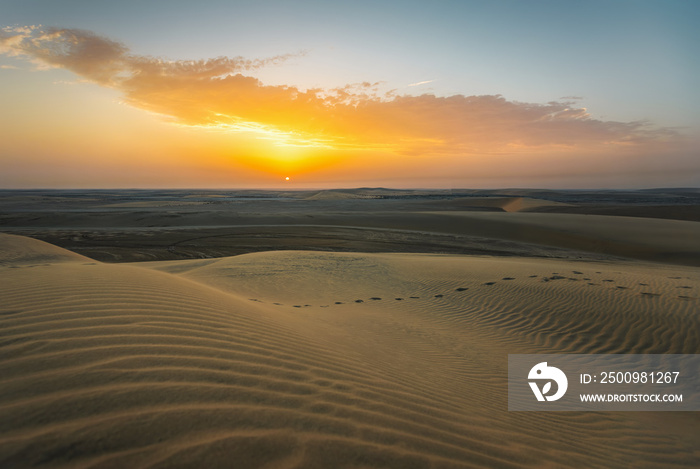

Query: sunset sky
left=1, top=0, right=698, bottom=189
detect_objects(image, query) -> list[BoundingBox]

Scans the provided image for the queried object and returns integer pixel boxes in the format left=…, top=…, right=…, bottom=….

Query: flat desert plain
left=1, top=189, right=699, bottom=468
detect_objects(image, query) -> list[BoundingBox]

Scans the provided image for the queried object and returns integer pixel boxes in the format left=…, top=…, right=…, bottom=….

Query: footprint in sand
left=603, top=279, right=615, bottom=283
left=293, top=305, right=302, bottom=308
left=335, top=302, right=343, bottom=305
left=641, top=292, right=661, bottom=297
left=587, top=283, right=599, bottom=286
left=273, top=302, right=283, bottom=306
left=409, top=296, right=420, bottom=299
left=616, top=286, right=629, bottom=290
left=483, top=282, right=496, bottom=286
left=502, top=277, right=515, bottom=281
left=395, top=298, right=404, bottom=301
left=370, top=297, right=382, bottom=301
left=639, top=283, right=648, bottom=286
left=528, top=275, right=538, bottom=278
left=455, top=287, right=468, bottom=291
left=542, top=275, right=566, bottom=282
left=572, top=271, right=583, bottom=275
left=434, top=294, right=444, bottom=298
left=677, top=286, right=692, bottom=289
left=355, top=299, right=364, bottom=303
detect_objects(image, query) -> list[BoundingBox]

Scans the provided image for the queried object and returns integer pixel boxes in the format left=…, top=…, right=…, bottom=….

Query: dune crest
left=0, top=233, right=92, bottom=266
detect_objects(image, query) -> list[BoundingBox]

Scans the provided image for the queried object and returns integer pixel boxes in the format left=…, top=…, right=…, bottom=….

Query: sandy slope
left=437, top=196, right=571, bottom=212
left=1, top=234, right=699, bottom=468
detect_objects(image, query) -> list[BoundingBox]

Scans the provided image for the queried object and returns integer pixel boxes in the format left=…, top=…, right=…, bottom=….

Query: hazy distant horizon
left=0, top=185, right=700, bottom=192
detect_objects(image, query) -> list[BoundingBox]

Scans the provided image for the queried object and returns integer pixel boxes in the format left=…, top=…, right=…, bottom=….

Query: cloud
left=0, top=25, right=300, bottom=83
left=0, top=26, right=684, bottom=155
left=408, top=80, right=435, bottom=87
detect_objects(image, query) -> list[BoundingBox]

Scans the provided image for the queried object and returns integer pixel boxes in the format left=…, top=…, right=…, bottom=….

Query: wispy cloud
left=407, top=79, right=435, bottom=87
left=0, top=26, right=682, bottom=155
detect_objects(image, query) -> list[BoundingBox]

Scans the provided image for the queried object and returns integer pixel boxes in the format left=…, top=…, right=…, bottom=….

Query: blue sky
left=3, top=0, right=697, bottom=126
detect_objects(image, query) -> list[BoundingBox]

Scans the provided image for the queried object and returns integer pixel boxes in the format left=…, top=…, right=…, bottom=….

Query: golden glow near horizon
left=182, top=116, right=336, bottom=149
left=1, top=21, right=698, bottom=188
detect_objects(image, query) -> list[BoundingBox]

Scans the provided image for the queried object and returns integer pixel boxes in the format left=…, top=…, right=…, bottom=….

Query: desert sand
left=1, top=189, right=700, bottom=467
left=2, top=188, right=700, bottom=264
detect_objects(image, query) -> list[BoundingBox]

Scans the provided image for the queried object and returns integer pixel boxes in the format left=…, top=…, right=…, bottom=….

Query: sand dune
left=303, top=192, right=568, bottom=210
left=100, top=201, right=209, bottom=208
left=0, top=233, right=92, bottom=266
left=7, top=194, right=699, bottom=266
left=1, top=234, right=699, bottom=467
left=443, top=196, right=571, bottom=212
left=305, top=191, right=382, bottom=200
left=422, top=211, right=700, bottom=266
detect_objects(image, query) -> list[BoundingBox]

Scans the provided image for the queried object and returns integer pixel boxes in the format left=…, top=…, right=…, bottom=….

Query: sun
left=285, top=177, right=290, bottom=181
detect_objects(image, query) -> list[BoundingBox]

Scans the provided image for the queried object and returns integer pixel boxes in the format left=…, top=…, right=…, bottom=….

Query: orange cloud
left=0, top=26, right=683, bottom=158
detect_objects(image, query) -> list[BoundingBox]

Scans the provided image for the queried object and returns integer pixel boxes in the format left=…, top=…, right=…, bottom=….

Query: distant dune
left=99, top=201, right=209, bottom=208
left=422, top=211, right=700, bottom=266
left=1, top=234, right=698, bottom=467
left=2, top=189, right=700, bottom=265
left=443, top=196, right=571, bottom=212
left=305, top=190, right=382, bottom=200
left=304, top=192, right=569, bottom=211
